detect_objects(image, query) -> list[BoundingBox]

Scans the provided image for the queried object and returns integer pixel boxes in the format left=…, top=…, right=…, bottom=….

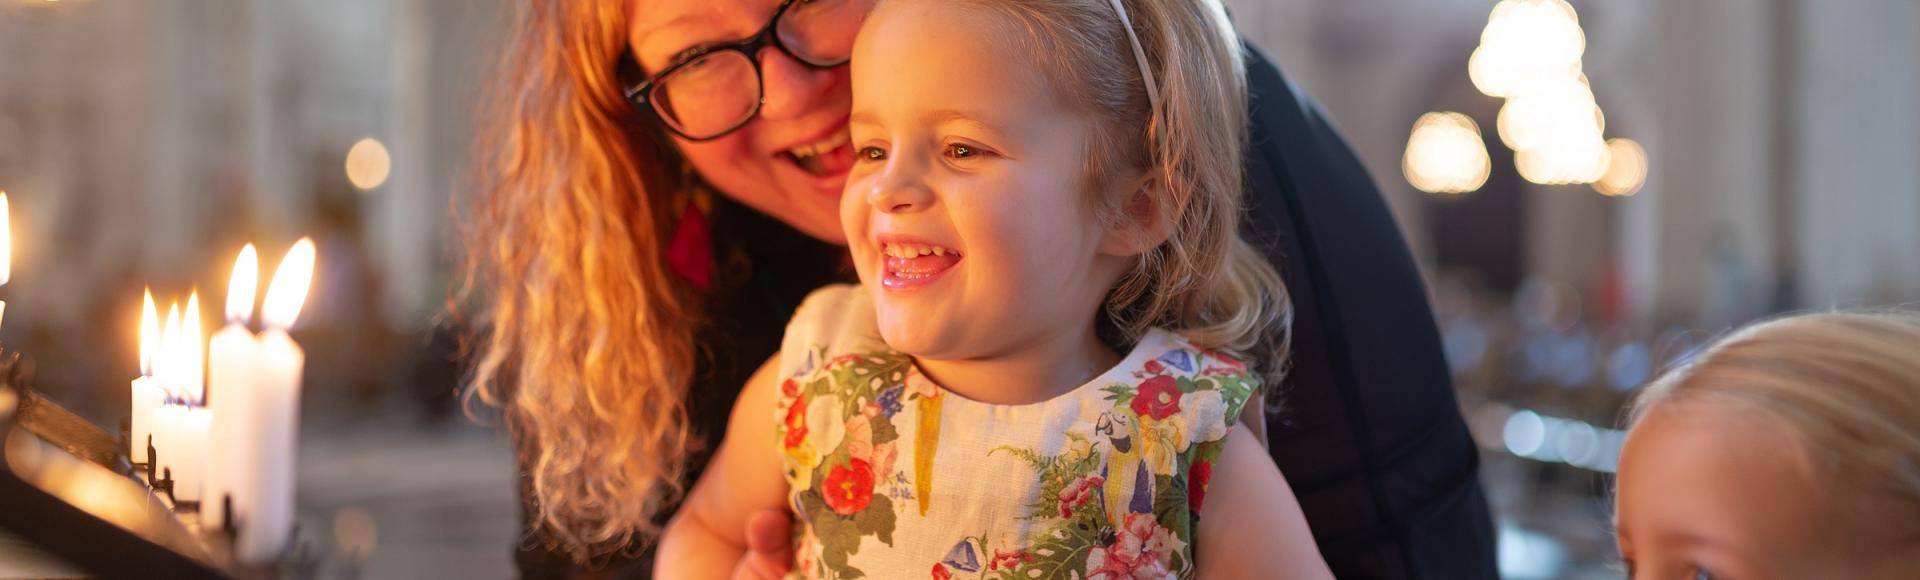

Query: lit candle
left=0, top=191, right=10, bottom=329
left=153, top=301, right=183, bottom=475
left=130, top=289, right=165, bottom=463
left=155, top=293, right=211, bottom=502
left=207, top=244, right=259, bottom=528
left=238, top=238, right=313, bottom=563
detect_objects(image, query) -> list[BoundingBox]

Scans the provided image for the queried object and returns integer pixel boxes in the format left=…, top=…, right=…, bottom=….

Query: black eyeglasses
left=624, top=0, right=873, bottom=141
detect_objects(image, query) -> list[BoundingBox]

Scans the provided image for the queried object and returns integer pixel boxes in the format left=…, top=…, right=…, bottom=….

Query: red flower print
left=782, top=397, right=808, bottom=449
left=1131, top=376, right=1182, bottom=420
left=1188, top=459, right=1214, bottom=514
left=1143, top=359, right=1164, bottom=374
left=823, top=458, right=876, bottom=515
left=1057, top=474, right=1105, bottom=518
left=989, top=549, right=1032, bottom=570
left=931, top=563, right=951, bottom=580
left=781, top=378, right=800, bottom=398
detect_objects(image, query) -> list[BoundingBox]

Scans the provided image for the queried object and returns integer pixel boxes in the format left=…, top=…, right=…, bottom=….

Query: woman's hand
left=731, top=509, right=795, bottom=580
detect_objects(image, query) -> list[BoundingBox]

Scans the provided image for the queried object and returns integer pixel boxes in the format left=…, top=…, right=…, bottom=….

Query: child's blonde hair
left=1628, top=312, right=1920, bottom=546
left=950, top=0, right=1293, bottom=385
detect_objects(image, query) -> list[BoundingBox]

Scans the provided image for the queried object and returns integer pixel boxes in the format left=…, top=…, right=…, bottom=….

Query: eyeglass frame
left=622, top=0, right=853, bottom=142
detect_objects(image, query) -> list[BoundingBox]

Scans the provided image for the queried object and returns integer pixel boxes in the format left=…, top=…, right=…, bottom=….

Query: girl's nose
left=868, top=159, right=934, bottom=214
left=757, top=46, right=841, bottom=122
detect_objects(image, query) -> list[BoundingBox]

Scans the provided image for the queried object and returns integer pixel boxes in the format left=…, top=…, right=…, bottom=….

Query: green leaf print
left=1152, top=473, right=1193, bottom=545
left=988, top=445, right=1052, bottom=471
left=852, top=494, right=897, bottom=546
left=1005, top=520, right=1102, bottom=580
left=871, top=416, right=900, bottom=446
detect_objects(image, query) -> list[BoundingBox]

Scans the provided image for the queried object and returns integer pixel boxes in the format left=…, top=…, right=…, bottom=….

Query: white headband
left=1104, top=0, right=1162, bottom=113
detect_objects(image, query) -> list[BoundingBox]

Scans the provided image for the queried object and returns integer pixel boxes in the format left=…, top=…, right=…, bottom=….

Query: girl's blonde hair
left=953, top=0, right=1293, bottom=385
left=461, top=0, right=699, bottom=561
left=1628, top=312, right=1920, bottom=545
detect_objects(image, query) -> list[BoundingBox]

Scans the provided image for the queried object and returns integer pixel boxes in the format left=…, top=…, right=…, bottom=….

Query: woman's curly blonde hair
left=460, top=0, right=700, bottom=561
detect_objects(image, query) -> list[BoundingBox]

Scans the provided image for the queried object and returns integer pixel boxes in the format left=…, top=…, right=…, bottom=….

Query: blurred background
left=0, top=0, right=1915, bottom=578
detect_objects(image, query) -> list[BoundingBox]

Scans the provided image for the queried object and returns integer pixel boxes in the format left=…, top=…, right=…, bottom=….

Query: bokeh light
left=1470, top=0, right=1586, bottom=99
left=1467, top=0, right=1638, bottom=189
left=1593, top=138, right=1649, bottom=196
left=1404, top=112, right=1493, bottom=194
left=345, top=138, right=392, bottom=191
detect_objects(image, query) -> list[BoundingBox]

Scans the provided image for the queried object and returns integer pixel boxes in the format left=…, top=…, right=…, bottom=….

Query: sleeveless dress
left=774, top=285, right=1258, bottom=580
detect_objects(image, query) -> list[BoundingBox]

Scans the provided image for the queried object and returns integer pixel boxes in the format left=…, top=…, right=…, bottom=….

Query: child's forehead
left=851, top=0, right=1076, bottom=109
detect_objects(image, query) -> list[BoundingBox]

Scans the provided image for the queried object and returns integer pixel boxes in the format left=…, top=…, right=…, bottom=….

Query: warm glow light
left=141, top=289, right=159, bottom=376
left=345, top=138, right=392, bottom=191
left=0, top=191, right=10, bottom=288
left=161, top=302, right=182, bottom=398
left=1471, top=0, right=1586, bottom=98
left=1594, top=138, right=1649, bottom=196
left=1495, top=76, right=1605, bottom=153
left=226, top=244, right=260, bottom=324
left=262, top=238, right=316, bottom=330
left=1515, top=138, right=1610, bottom=185
left=184, top=292, right=205, bottom=403
left=1403, top=112, right=1492, bottom=194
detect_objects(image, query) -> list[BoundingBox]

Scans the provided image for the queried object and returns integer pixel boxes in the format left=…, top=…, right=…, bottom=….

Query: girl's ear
left=1099, top=172, right=1173, bottom=257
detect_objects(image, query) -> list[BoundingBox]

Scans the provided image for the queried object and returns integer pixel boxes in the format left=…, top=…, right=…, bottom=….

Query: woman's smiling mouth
left=880, top=240, right=962, bottom=290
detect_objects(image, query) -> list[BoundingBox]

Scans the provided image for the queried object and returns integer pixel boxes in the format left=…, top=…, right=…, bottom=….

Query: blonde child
left=1616, top=312, right=1920, bottom=579
left=656, top=0, right=1331, bottom=577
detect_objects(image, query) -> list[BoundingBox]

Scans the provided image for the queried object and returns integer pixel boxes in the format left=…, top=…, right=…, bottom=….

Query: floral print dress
left=774, top=286, right=1258, bottom=580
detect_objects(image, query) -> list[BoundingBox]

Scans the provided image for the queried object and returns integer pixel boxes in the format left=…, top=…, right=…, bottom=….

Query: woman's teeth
left=786, top=128, right=851, bottom=175
left=882, top=243, right=958, bottom=258
left=789, top=128, right=849, bottom=159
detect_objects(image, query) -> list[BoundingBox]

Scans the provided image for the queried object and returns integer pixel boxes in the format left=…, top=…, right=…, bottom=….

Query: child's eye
left=857, top=146, right=887, bottom=161
left=1693, top=566, right=1715, bottom=580
left=944, top=143, right=986, bottom=159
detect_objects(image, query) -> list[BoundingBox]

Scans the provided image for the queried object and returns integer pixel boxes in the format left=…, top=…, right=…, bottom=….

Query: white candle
left=162, top=292, right=212, bottom=503
left=153, top=301, right=183, bottom=476
left=207, top=244, right=259, bottom=529
left=153, top=403, right=210, bottom=502
left=131, top=289, right=164, bottom=463
left=237, top=238, right=314, bottom=564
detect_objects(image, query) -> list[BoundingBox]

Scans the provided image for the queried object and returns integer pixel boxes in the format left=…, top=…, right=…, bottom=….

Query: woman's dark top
left=514, top=42, right=1496, bottom=580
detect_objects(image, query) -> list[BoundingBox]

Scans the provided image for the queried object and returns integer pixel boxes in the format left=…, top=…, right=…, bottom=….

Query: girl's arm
left=1195, top=423, right=1334, bottom=579
left=655, top=356, right=793, bottom=579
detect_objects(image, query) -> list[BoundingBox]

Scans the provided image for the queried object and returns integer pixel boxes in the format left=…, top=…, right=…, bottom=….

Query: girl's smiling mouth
left=878, top=239, right=962, bottom=290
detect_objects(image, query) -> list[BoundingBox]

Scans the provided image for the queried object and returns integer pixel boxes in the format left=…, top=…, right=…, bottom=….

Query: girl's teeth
left=882, top=243, right=958, bottom=258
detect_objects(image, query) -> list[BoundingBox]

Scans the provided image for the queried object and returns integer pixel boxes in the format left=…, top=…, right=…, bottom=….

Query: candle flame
left=141, top=289, right=159, bottom=376
left=226, top=244, right=259, bottom=324
left=184, top=291, right=205, bottom=403
left=262, top=237, right=316, bottom=330
left=0, top=191, right=11, bottom=287
left=162, top=301, right=182, bottom=399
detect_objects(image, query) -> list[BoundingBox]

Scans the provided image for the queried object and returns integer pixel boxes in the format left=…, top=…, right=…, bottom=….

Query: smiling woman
left=461, top=0, right=847, bottom=568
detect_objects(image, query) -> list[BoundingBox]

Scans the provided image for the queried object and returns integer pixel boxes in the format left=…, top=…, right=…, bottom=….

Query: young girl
left=657, top=0, right=1332, bottom=577
left=1616, top=312, right=1920, bottom=579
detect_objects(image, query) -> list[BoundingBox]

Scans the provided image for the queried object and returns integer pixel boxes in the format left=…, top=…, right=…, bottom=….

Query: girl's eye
left=944, top=143, right=984, bottom=159
left=1693, top=566, right=1715, bottom=580
left=857, top=146, right=887, bottom=161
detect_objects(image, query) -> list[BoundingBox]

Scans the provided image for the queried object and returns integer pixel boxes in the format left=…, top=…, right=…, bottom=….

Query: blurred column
left=378, top=0, right=432, bottom=328
left=1788, top=0, right=1920, bottom=307
left=1625, top=0, right=1781, bottom=328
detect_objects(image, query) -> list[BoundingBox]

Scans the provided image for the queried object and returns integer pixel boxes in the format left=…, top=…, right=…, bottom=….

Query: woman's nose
left=867, top=159, right=934, bottom=214
left=757, top=46, right=841, bottom=121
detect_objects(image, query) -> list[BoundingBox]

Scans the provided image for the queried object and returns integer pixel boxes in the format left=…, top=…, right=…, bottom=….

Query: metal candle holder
left=0, top=346, right=321, bottom=578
